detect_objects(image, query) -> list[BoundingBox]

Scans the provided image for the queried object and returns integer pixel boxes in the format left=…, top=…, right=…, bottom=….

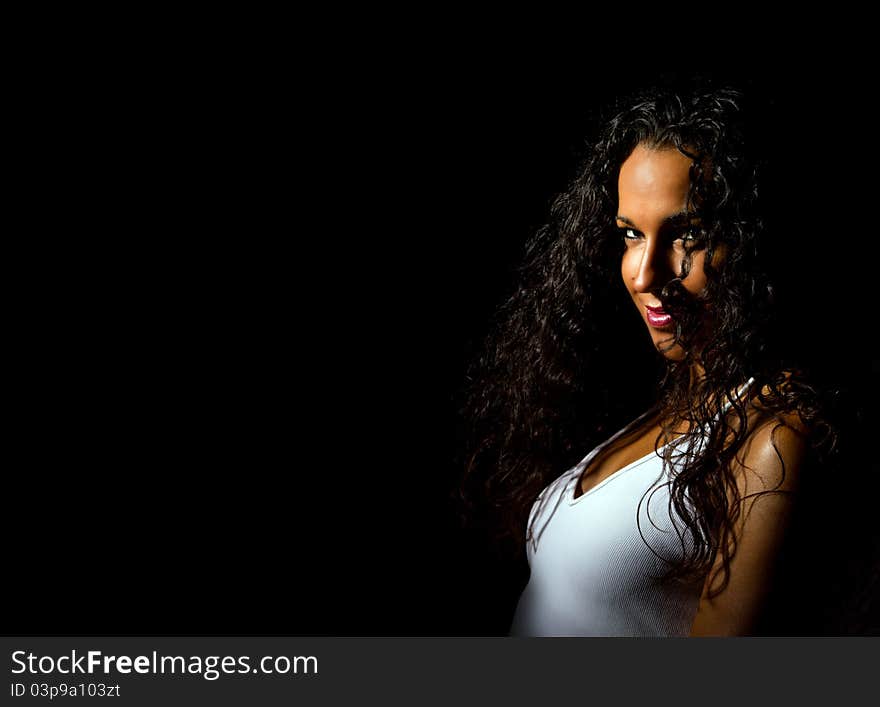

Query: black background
left=9, top=24, right=878, bottom=635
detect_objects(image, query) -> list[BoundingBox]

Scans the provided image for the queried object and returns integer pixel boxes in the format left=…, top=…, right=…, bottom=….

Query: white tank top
left=509, top=378, right=755, bottom=637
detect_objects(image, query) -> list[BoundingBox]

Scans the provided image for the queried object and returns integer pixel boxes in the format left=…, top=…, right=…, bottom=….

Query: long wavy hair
left=456, top=85, right=838, bottom=598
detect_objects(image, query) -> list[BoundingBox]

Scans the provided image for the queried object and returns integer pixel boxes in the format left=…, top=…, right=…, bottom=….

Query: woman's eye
left=675, top=230, right=699, bottom=244
left=621, top=227, right=640, bottom=240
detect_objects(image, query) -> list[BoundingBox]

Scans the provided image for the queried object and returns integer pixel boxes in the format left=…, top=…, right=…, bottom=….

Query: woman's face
left=617, top=143, right=714, bottom=362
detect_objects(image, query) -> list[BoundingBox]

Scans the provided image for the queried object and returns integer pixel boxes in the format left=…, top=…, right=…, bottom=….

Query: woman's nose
left=632, top=240, right=677, bottom=293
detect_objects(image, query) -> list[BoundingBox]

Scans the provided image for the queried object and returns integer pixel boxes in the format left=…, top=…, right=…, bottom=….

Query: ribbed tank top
left=509, top=378, right=756, bottom=637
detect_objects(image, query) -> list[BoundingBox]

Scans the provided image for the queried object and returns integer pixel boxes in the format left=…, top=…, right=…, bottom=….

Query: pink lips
left=645, top=304, right=673, bottom=329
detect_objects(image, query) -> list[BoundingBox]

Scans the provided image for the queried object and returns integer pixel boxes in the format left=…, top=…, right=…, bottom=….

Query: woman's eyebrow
left=616, top=210, right=700, bottom=227
left=664, top=209, right=701, bottom=226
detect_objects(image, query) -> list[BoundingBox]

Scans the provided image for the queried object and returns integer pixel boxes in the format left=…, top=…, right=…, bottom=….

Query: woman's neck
left=686, top=362, right=752, bottom=415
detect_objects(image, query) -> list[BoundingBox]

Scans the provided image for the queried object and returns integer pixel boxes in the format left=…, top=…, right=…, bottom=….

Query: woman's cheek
left=681, top=251, right=709, bottom=294
left=620, top=248, right=636, bottom=284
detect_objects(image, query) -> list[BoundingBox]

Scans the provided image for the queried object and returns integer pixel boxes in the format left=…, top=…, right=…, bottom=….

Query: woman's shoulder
left=737, top=371, right=813, bottom=492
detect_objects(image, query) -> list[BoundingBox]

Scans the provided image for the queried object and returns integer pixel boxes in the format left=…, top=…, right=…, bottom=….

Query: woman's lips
left=645, top=305, right=673, bottom=329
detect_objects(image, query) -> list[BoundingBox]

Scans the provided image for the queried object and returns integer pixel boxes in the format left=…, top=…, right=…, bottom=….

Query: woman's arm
left=689, top=414, right=809, bottom=637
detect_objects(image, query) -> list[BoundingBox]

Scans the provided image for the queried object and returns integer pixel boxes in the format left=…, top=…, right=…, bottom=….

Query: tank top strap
left=717, top=376, right=756, bottom=418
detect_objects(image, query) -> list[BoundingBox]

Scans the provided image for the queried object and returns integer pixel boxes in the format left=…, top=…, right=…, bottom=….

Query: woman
left=456, top=85, right=839, bottom=636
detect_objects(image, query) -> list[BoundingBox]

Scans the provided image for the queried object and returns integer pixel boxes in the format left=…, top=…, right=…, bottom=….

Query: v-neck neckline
left=566, top=376, right=756, bottom=505
left=568, top=408, right=670, bottom=505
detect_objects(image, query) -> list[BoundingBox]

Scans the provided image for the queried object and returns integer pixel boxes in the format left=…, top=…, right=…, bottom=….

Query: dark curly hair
left=456, top=84, right=839, bottom=599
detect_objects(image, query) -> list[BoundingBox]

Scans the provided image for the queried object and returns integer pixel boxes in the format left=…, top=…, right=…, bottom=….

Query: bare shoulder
left=736, top=404, right=810, bottom=496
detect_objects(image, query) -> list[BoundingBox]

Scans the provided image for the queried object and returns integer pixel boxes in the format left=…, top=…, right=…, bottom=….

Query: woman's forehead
left=617, top=145, right=693, bottom=220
